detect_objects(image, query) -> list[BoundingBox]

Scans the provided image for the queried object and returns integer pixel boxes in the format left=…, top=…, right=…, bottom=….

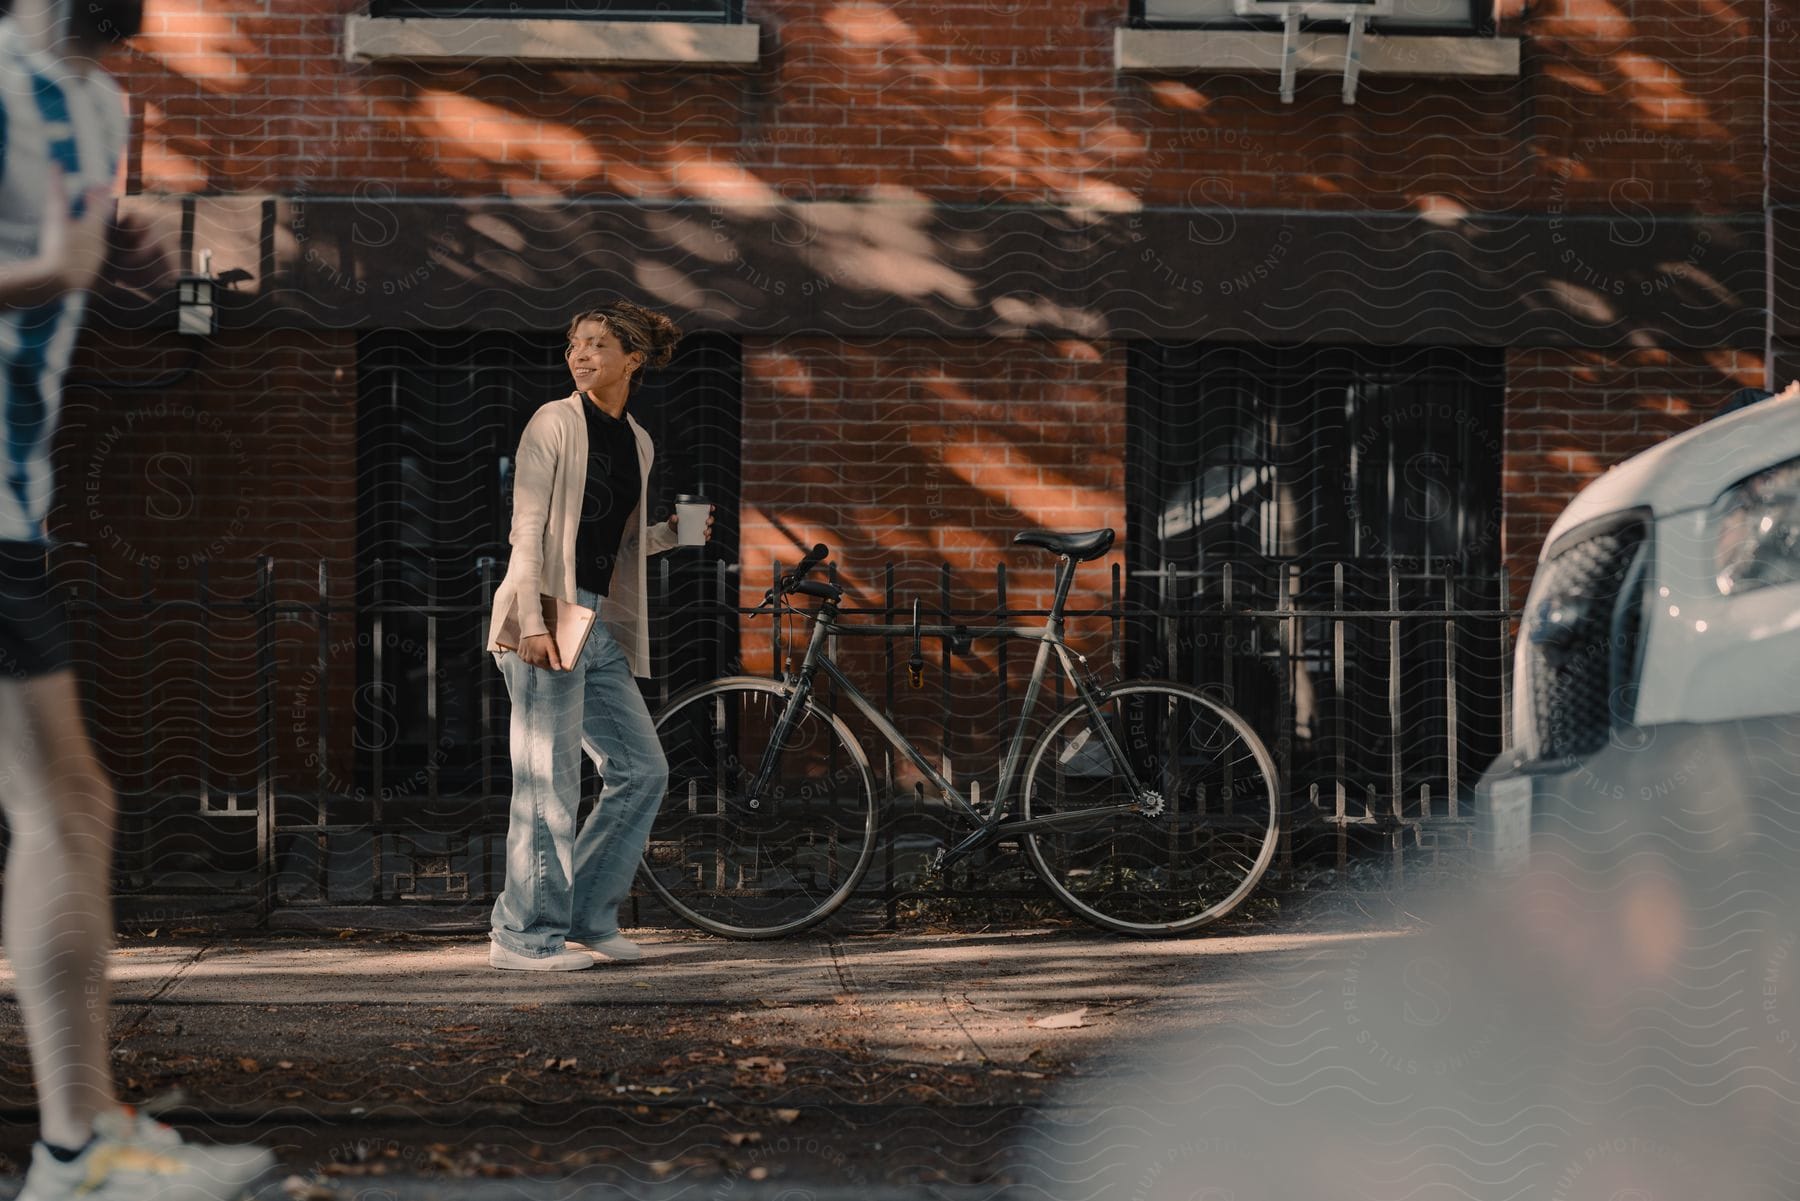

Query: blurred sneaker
left=573, top=934, right=644, bottom=962
left=488, top=941, right=593, bottom=971
left=93, top=1103, right=181, bottom=1149
left=17, top=1128, right=275, bottom=1201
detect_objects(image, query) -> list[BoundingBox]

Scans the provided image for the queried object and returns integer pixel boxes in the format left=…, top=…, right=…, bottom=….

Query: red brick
left=1501, top=347, right=1743, bottom=571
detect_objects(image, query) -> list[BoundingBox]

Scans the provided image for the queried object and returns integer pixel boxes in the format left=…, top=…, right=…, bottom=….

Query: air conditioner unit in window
left=1231, top=0, right=1394, bottom=104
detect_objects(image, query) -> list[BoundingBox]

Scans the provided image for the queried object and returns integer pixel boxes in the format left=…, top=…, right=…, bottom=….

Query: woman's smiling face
left=566, top=319, right=641, bottom=397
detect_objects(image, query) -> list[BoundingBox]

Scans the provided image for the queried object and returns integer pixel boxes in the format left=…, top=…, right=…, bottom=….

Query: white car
left=1479, top=389, right=1800, bottom=867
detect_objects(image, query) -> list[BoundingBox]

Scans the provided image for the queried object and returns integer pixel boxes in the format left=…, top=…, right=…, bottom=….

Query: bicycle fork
left=743, top=611, right=834, bottom=811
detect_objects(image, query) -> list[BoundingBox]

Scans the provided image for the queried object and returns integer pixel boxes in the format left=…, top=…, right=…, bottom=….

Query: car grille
left=1526, top=518, right=1650, bottom=760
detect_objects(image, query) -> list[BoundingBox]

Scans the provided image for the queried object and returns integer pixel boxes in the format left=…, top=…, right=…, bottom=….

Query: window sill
left=344, top=16, right=761, bottom=65
left=1115, top=27, right=1519, bottom=75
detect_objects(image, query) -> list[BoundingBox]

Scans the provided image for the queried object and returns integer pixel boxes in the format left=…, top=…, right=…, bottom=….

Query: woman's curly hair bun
left=566, top=301, right=683, bottom=374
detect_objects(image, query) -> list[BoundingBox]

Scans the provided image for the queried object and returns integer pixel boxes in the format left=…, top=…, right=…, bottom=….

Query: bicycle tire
left=639, top=676, right=879, bottom=939
left=1021, top=680, right=1280, bottom=936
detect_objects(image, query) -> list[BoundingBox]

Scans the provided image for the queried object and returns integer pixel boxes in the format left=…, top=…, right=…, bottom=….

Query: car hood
left=1546, top=392, right=1800, bottom=552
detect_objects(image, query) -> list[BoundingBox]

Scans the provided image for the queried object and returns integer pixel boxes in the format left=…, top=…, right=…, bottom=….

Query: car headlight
left=1713, top=455, right=1800, bottom=596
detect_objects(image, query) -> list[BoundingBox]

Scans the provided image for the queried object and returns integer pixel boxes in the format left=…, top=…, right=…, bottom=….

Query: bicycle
left=637, top=528, right=1281, bottom=938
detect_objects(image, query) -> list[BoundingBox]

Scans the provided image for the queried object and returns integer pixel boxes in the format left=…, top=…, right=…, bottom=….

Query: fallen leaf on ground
left=774, top=1108, right=801, bottom=1123
left=724, top=1132, right=762, bottom=1147
left=1030, top=1008, right=1088, bottom=1030
left=237, top=1058, right=260, bottom=1073
left=543, top=1057, right=577, bottom=1071
left=281, top=1175, right=337, bottom=1200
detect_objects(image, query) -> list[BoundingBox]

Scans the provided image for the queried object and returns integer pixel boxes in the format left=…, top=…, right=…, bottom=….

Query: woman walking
left=485, top=300, right=712, bottom=971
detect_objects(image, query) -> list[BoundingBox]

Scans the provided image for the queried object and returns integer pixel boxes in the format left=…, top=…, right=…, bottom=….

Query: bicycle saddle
left=1013, top=528, right=1115, bottom=561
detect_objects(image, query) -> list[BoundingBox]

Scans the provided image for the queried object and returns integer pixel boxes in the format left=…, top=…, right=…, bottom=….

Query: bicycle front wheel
left=641, top=677, right=879, bottom=939
left=1021, top=681, right=1279, bottom=936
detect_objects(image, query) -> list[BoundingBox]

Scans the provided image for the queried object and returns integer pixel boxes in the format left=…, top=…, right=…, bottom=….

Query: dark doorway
left=1126, top=343, right=1507, bottom=821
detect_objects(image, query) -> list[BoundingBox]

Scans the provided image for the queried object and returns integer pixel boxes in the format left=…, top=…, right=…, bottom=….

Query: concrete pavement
left=0, top=921, right=1408, bottom=1199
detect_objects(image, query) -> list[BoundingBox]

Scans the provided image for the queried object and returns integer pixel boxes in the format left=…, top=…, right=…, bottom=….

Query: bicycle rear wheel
left=641, top=677, right=878, bottom=939
left=1021, top=680, right=1279, bottom=935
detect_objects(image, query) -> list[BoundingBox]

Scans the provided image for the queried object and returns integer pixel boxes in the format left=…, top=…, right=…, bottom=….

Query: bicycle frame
left=746, top=556, right=1155, bottom=867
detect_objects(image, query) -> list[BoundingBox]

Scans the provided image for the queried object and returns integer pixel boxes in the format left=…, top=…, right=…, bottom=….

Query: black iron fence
left=41, top=551, right=1515, bottom=922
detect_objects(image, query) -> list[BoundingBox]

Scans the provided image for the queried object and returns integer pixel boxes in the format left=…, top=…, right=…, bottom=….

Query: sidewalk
left=0, top=921, right=1402, bottom=1199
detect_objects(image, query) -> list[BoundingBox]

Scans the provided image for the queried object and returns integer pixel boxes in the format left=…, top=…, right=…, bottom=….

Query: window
left=368, top=0, right=743, bottom=20
left=355, top=329, right=742, bottom=799
left=1136, top=0, right=1485, bottom=35
left=1127, top=343, right=1506, bottom=823
left=347, top=2, right=759, bottom=65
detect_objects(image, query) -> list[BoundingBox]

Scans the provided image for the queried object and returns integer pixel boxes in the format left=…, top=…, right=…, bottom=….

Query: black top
left=573, top=400, right=642, bottom=597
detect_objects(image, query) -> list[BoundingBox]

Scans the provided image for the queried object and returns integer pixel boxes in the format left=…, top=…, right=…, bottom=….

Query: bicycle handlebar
left=753, top=543, right=833, bottom=614
left=787, top=543, right=830, bottom=587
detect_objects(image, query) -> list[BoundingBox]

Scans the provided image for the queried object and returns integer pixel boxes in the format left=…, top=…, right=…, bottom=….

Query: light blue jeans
left=491, top=588, right=668, bottom=958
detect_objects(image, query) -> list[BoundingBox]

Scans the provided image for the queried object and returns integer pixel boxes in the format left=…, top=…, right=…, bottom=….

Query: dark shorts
left=0, top=541, right=71, bottom=681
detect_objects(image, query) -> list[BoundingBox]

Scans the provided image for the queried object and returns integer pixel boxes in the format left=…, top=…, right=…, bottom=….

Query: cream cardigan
left=486, top=392, right=678, bottom=679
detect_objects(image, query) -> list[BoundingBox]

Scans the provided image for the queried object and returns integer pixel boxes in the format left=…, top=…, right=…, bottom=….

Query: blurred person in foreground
left=0, top=0, right=274, bottom=1196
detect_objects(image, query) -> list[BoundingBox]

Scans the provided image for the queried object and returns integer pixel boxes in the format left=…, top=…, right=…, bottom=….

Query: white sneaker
left=574, top=934, right=645, bottom=962
left=93, top=1104, right=182, bottom=1149
left=17, top=1128, right=275, bottom=1201
left=488, top=941, right=594, bottom=972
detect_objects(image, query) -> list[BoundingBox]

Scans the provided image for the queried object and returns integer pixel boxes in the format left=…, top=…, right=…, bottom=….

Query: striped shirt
left=0, top=20, right=126, bottom=543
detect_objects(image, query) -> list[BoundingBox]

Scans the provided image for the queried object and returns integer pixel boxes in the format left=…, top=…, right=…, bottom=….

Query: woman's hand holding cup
left=671, top=495, right=715, bottom=546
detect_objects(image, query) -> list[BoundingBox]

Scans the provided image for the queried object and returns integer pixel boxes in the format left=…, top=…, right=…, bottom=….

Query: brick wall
left=740, top=335, right=1124, bottom=604
left=107, top=0, right=1772, bottom=581
left=58, top=0, right=1778, bottom=815
left=109, top=0, right=1761, bottom=211
left=53, top=327, right=360, bottom=577
left=739, top=334, right=1126, bottom=773
left=1501, top=346, right=1765, bottom=607
left=49, top=328, right=361, bottom=797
